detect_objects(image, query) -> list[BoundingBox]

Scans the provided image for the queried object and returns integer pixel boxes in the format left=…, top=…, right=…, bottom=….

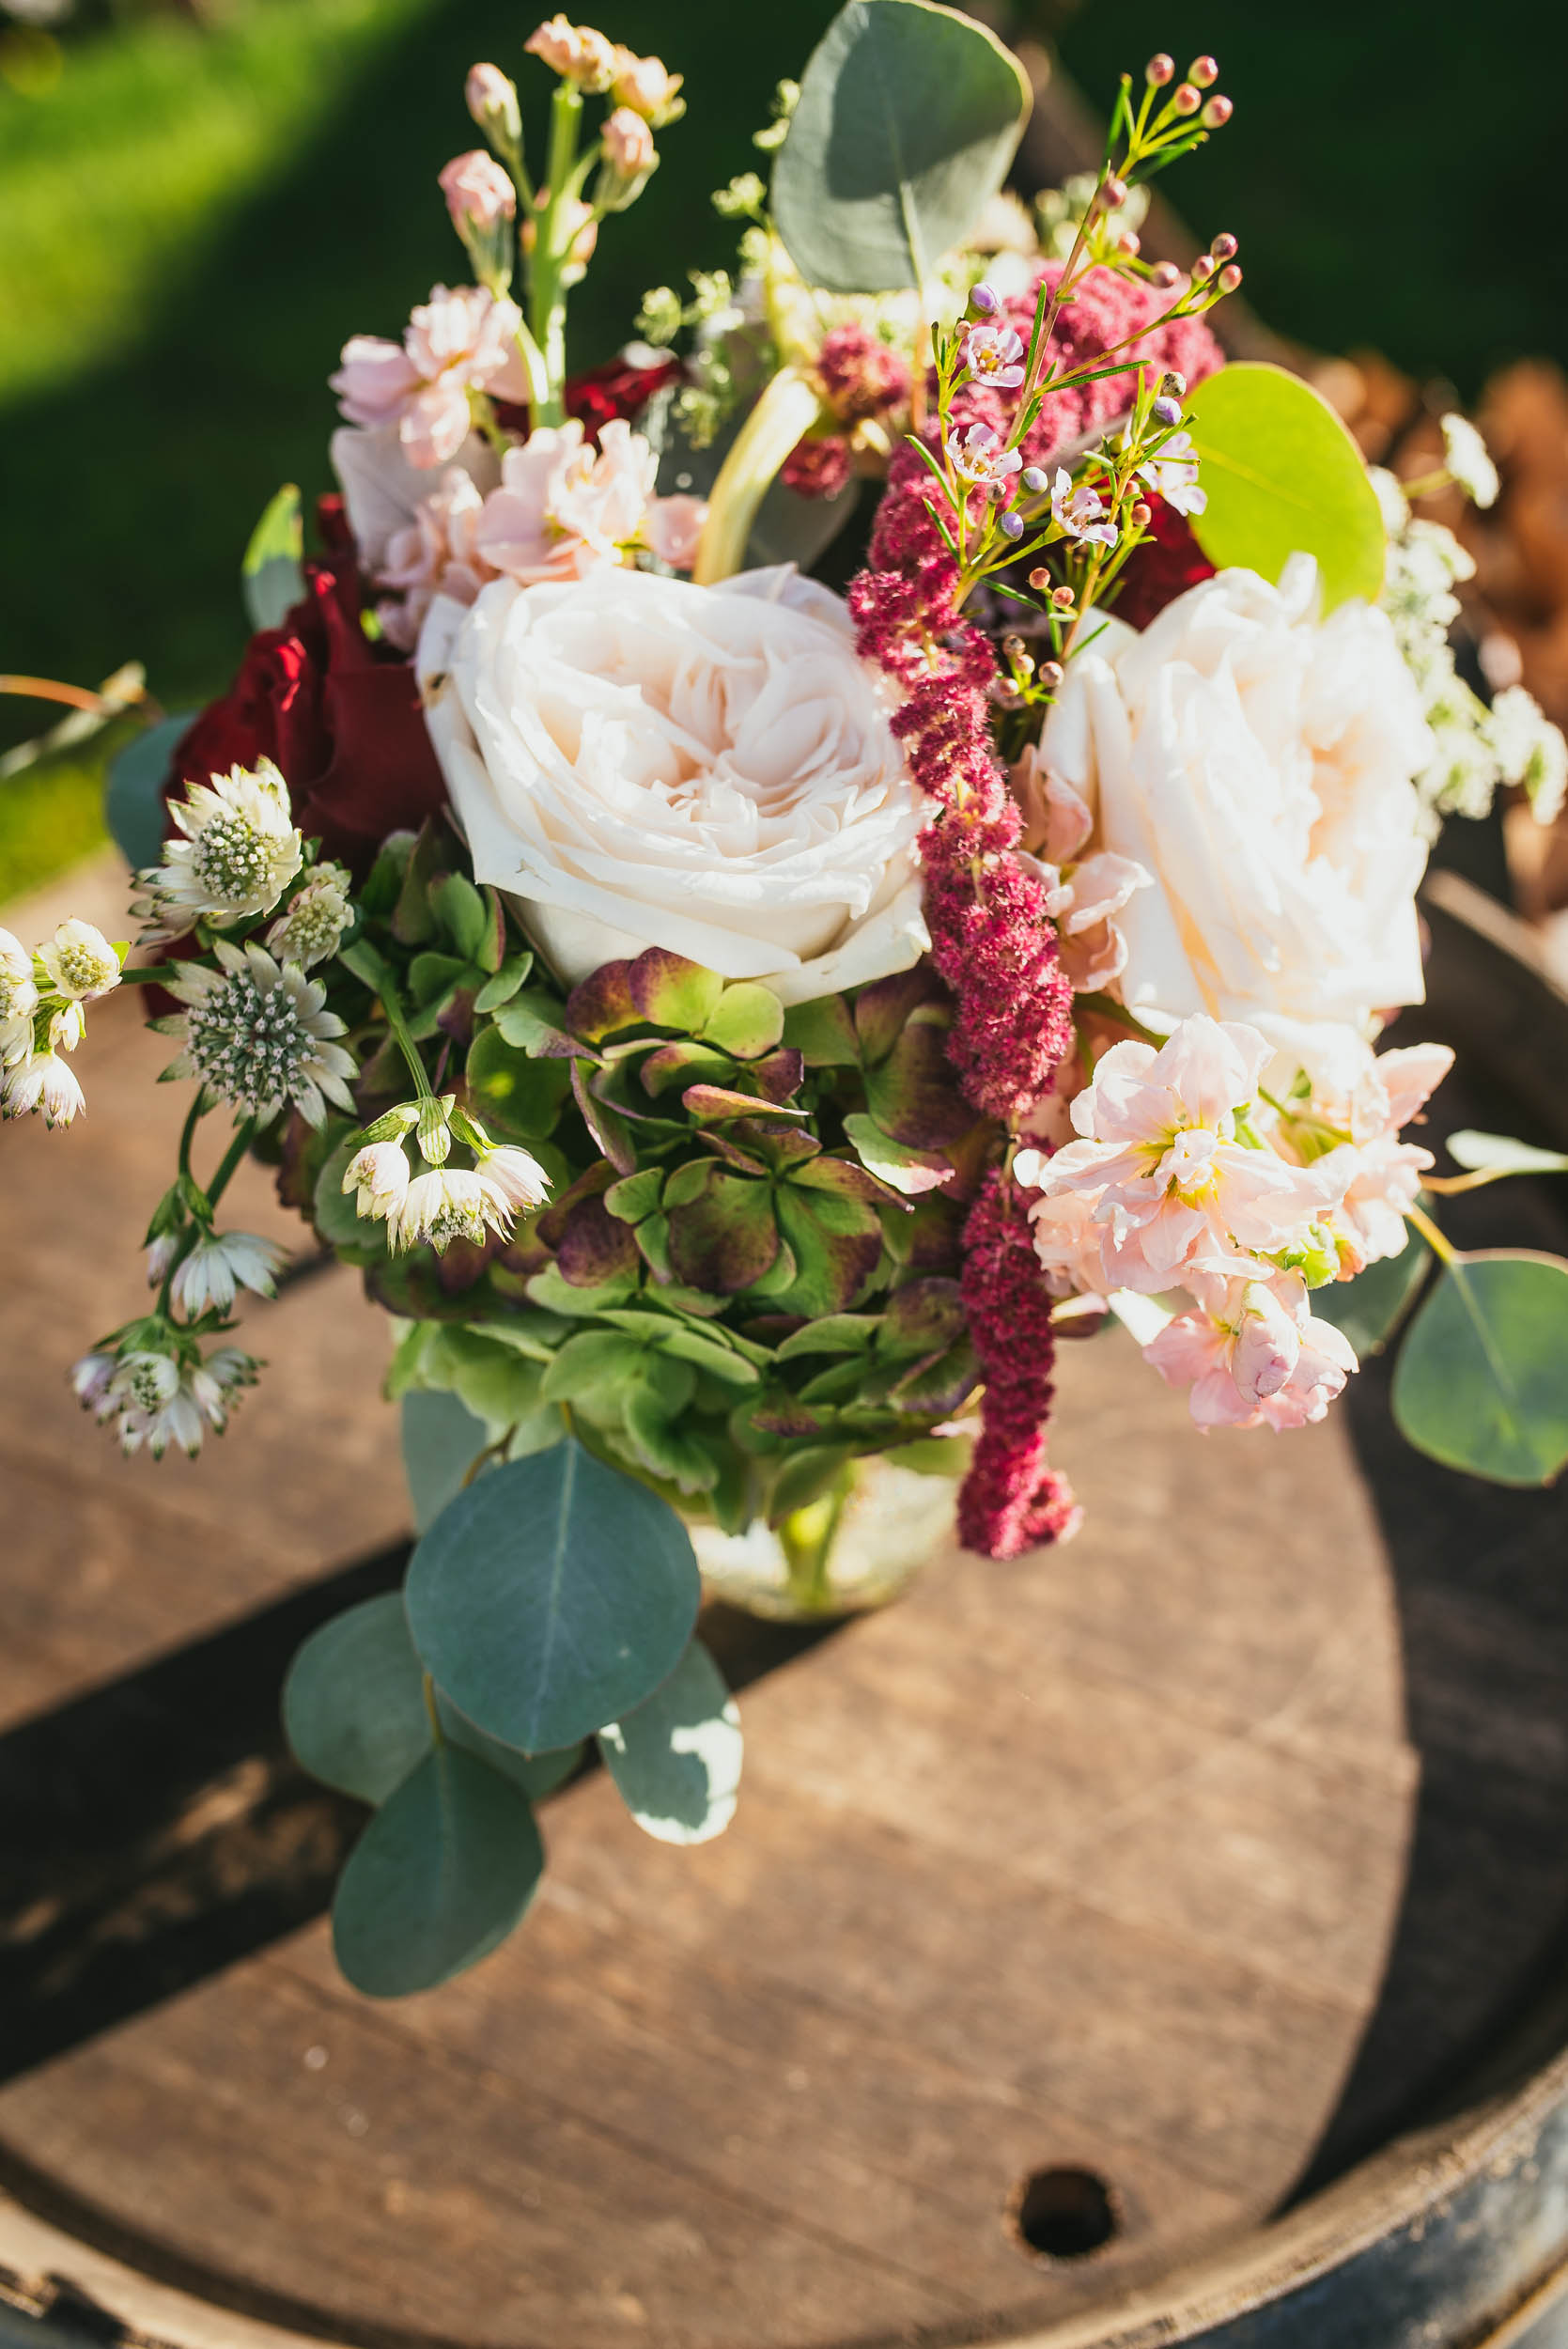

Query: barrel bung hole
left=1009, top=2166, right=1119, bottom=2262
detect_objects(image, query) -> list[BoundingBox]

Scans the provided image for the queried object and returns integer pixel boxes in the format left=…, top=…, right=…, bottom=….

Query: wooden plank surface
left=0, top=972, right=1560, bottom=2349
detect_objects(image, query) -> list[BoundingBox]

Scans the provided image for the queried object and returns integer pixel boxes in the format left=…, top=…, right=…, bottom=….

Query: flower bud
left=1188, top=54, right=1219, bottom=86
left=1151, top=261, right=1182, bottom=290
left=970, top=281, right=999, bottom=316
left=1153, top=394, right=1182, bottom=427
left=1128, top=500, right=1153, bottom=529
left=439, top=149, right=516, bottom=234
left=525, top=15, right=616, bottom=90
left=1172, top=82, right=1201, bottom=116
left=1234, top=1283, right=1300, bottom=1406
left=1202, top=94, right=1233, bottom=129
left=1192, top=252, right=1216, bottom=282
left=602, top=104, right=655, bottom=179
left=1096, top=175, right=1128, bottom=212
left=610, top=44, right=682, bottom=122
left=1038, top=661, right=1064, bottom=692
left=466, top=63, right=520, bottom=153
left=1021, top=465, right=1048, bottom=493
left=1162, top=370, right=1188, bottom=397
left=1218, top=263, right=1243, bottom=294
left=1145, top=53, right=1174, bottom=85
left=416, top=1095, right=455, bottom=1169
left=998, top=508, right=1025, bottom=541
left=1027, top=567, right=1052, bottom=591
left=1050, top=583, right=1076, bottom=610
left=1211, top=232, right=1238, bottom=261
left=1118, top=230, right=1141, bottom=258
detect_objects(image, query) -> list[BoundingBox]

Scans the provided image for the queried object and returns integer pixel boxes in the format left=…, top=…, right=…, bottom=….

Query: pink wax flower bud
left=1218, top=263, right=1243, bottom=294
left=525, top=15, right=616, bottom=89
left=466, top=63, right=520, bottom=149
left=1163, top=369, right=1188, bottom=397
left=1096, top=175, right=1128, bottom=211
left=439, top=150, right=517, bottom=234
left=602, top=104, right=655, bottom=178
left=969, top=281, right=1000, bottom=316
left=1151, top=260, right=1182, bottom=289
left=1202, top=94, right=1233, bottom=129
left=1038, top=660, right=1064, bottom=691
left=1172, top=83, right=1201, bottom=116
left=1188, top=54, right=1219, bottom=86
left=1146, top=52, right=1174, bottom=85
left=1192, top=252, right=1216, bottom=281
left=1211, top=232, right=1238, bottom=261
left=610, top=45, right=683, bottom=122
left=1118, top=230, right=1141, bottom=257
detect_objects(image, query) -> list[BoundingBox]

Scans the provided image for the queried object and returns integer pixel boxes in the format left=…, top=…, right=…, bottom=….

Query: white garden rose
left=1041, top=555, right=1435, bottom=1033
left=417, top=565, right=928, bottom=1004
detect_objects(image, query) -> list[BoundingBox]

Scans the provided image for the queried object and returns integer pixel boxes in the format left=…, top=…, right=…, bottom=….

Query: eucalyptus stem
left=423, top=1671, right=445, bottom=1747
left=1406, top=1200, right=1458, bottom=1267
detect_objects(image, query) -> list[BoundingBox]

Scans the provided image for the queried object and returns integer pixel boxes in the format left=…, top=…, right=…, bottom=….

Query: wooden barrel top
left=1, top=867, right=1565, bottom=2349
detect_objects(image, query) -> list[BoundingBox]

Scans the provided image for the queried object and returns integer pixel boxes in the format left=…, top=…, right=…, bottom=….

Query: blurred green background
left=4, top=0, right=1567, bottom=887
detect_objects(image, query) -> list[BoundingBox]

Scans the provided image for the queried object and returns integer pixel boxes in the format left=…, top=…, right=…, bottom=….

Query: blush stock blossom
left=331, top=284, right=531, bottom=470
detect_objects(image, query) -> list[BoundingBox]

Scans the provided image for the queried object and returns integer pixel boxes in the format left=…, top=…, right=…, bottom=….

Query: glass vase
left=688, top=1455, right=956, bottom=1621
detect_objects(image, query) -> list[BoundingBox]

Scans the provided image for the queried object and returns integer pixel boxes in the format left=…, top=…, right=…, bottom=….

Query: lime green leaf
left=1314, top=1233, right=1431, bottom=1357
left=1446, top=1130, right=1568, bottom=1178
left=332, top=1745, right=543, bottom=1998
left=241, top=483, right=304, bottom=632
left=1391, top=1250, right=1568, bottom=1486
left=404, top=1439, right=701, bottom=1751
left=598, top=1641, right=741, bottom=1846
left=1184, top=363, right=1386, bottom=613
left=772, top=0, right=1032, bottom=294
left=283, top=1594, right=430, bottom=1807
left=843, top=1112, right=954, bottom=1197
left=104, top=712, right=194, bottom=872
left=704, top=982, right=784, bottom=1060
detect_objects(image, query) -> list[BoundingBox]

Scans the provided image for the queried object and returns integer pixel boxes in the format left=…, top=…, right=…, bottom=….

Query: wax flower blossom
left=1019, top=1016, right=1350, bottom=1294
left=156, top=941, right=357, bottom=1128
left=963, top=323, right=1027, bottom=391
left=1136, top=428, right=1206, bottom=517
left=1050, top=468, right=1118, bottom=548
left=1142, top=1270, right=1358, bottom=1431
left=949, top=423, right=1023, bottom=498
left=332, top=285, right=531, bottom=470
left=135, top=759, right=303, bottom=937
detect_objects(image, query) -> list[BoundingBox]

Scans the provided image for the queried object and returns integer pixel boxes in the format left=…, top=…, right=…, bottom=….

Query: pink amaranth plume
left=957, top=1170, right=1082, bottom=1559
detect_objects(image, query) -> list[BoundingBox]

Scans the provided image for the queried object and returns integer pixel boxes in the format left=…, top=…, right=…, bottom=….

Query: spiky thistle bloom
left=36, top=918, right=122, bottom=1003
left=170, top=1230, right=289, bottom=1317
left=156, top=940, right=356, bottom=1128
left=2, top=1050, right=86, bottom=1128
left=266, top=863, right=354, bottom=970
left=135, top=760, right=303, bottom=937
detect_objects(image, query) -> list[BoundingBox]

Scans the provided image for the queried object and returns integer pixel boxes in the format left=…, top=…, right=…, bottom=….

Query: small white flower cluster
left=154, top=939, right=357, bottom=1128
left=1376, top=465, right=1568, bottom=832
left=0, top=915, right=124, bottom=1130
left=73, top=1342, right=257, bottom=1461
left=266, top=862, right=354, bottom=970
left=134, top=760, right=303, bottom=939
left=341, top=1097, right=551, bottom=1255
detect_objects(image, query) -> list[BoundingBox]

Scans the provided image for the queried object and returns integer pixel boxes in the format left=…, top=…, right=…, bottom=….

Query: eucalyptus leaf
left=1184, top=363, right=1387, bottom=613
left=1314, top=1233, right=1430, bottom=1357
left=435, top=1697, right=584, bottom=1801
left=104, top=713, right=194, bottom=873
left=1391, top=1250, right=1568, bottom=1486
left=332, top=1744, right=544, bottom=1999
left=598, top=1640, right=741, bottom=1846
left=283, top=1594, right=430, bottom=1807
left=772, top=0, right=1032, bottom=294
left=241, top=482, right=304, bottom=631
left=1446, top=1130, right=1568, bottom=1178
left=405, top=1440, right=701, bottom=1752
left=401, top=1389, right=490, bottom=1532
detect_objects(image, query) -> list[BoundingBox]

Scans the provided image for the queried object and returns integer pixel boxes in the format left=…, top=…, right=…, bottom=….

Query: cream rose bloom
left=416, top=566, right=929, bottom=1003
left=1041, top=555, right=1435, bottom=1032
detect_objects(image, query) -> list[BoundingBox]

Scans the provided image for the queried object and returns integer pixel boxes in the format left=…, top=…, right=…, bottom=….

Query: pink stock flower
left=466, top=63, right=520, bottom=136
left=331, top=285, right=530, bottom=470
left=1032, top=1015, right=1349, bottom=1292
left=472, top=417, right=704, bottom=586
left=610, top=45, right=682, bottom=120
left=375, top=466, right=499, bottom=651
left=1011, top=753, right=1151, bottom=991
left=948, top=422, right=1022, bottom=498
left=602, top=105, right=655, bottom=178
left=1143, top=1271, right=1358, bottom=1431
left=520, top=195, right=599, bottom=275
left=438, top=149, right=517, bottom=234
left=1264, top=1027, right=1454, bottom=1274
left=963, top=323, right=1027, bottom=390
left=525, top=15, right=616, bottom=86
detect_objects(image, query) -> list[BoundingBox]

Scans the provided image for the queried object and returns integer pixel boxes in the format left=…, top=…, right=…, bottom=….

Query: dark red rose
left=1110, top=494, right=1217, bottom=630
left=169, top=506, right=445, bottom=873
left=490, top=351, right=685, bottom=446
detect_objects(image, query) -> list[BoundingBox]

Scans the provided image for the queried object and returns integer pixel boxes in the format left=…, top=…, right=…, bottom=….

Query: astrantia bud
left=266, top=863, right=352, bottom=971
left=466, top=63, right=521, bottom=152
left=38, top=918, right=121, bottom=1003
left=71, top=1350, right=117, bottom=1415
left=171, top=1230, right=288, bottom=1318
left=416, top=1095, right=455, bottom=1168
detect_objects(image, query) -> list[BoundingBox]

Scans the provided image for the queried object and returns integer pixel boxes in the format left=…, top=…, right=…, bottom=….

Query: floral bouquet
left=7, top=3, right=1568, bottom=2000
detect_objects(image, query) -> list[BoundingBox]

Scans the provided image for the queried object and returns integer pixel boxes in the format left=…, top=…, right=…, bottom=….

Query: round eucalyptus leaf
left=282, top=1593, right=429, bottom=1807
left=402, top=1389, right=490, bottom=1534
left=104, top=713, right=194, bottom=874
left=772, top=0, right=1032, bottom=294
left=598, top=1640, right=742, bottom=1846
left=1391, top=1250, right=1568, bottom=1486
left=1184, top=363, right=1387, bottom=613
left=435, top=1693, right=585, bottom=1800
left=332, top=1744, right=543, bottom=1999
left=405, top=1439, right=701, bottom=1752
left=1313, top=1232, right=1431, bottom=1358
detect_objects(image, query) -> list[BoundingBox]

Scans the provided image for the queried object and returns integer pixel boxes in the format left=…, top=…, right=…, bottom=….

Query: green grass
left=0, top=734, right=118, bottom=905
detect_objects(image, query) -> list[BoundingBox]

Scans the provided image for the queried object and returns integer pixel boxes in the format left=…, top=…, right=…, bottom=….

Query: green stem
left=423, top=1671, right=445, bottom=1747
left=158, top=1112, right=257, bottom=1315
left=176, top=1091, right=205, bottom=1187
left=526, top=84, right=582, bottom=428
left=1406, top=1200, right=1458, bottom=1267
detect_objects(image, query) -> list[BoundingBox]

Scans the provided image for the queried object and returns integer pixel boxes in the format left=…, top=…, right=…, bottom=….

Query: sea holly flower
left=157, top=941, right=357, bottom=1128
left=1142, top=1271, right=1358, bottom=1431
left=1439, top=412, right=1498, bottom=508
left=947, top=423, right=1023, bottom=499
left=0, top=928, right=39, bottom=1063
left=1136, top=430, right=1205, bottom=517
left=170, top=1231, right=289, bottom=1318
left=136, top=760, right=303, bottom=937
left=962, top=323, right=1026, bottom=391
left=1049, top=468, right=1118, bottom=548
left=37, top=919, right=122, bottom=1003
left=2, top=1050, right=86, bottom=1128
left=266, top=863, right=353, bottom=970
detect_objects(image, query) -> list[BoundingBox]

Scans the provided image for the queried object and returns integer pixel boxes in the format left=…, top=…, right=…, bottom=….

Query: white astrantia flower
left=0, top=927, right=39, bottom=1065
left=475, top=1143, right=551, bottom=1212
left=2, top=1050, right=86, bottom=1128
left=1486, top=685, right=1568, bottom=825
left=342, top=1139, right=411, bottom=1224
left=49, top=1001, right=87, bottom=1053
left=157, top=941, right=357, bottom=1128
left=266, top=863, right=354, bottom=970
left=170, top=1230, right=289, bottom=1317
left=135, top=760, right=303, bottom=937
left=1440, top=412, right=1499, bottom=509
left=145, top=1231, right=181, bottom=1287
left=37, top=918, right=121, bottom=1003
left=71, top=1350, right=118, bottom=1415
left=102, top=1346, right=257, bottom=1459
left=389, top=1166, right=516, bottom=1253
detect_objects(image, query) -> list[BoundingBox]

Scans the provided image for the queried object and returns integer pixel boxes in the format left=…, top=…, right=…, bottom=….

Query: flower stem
left=1406, top=1199, right=1458, bottom=1266
left=423, top=1671, right=445, bottom=1747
